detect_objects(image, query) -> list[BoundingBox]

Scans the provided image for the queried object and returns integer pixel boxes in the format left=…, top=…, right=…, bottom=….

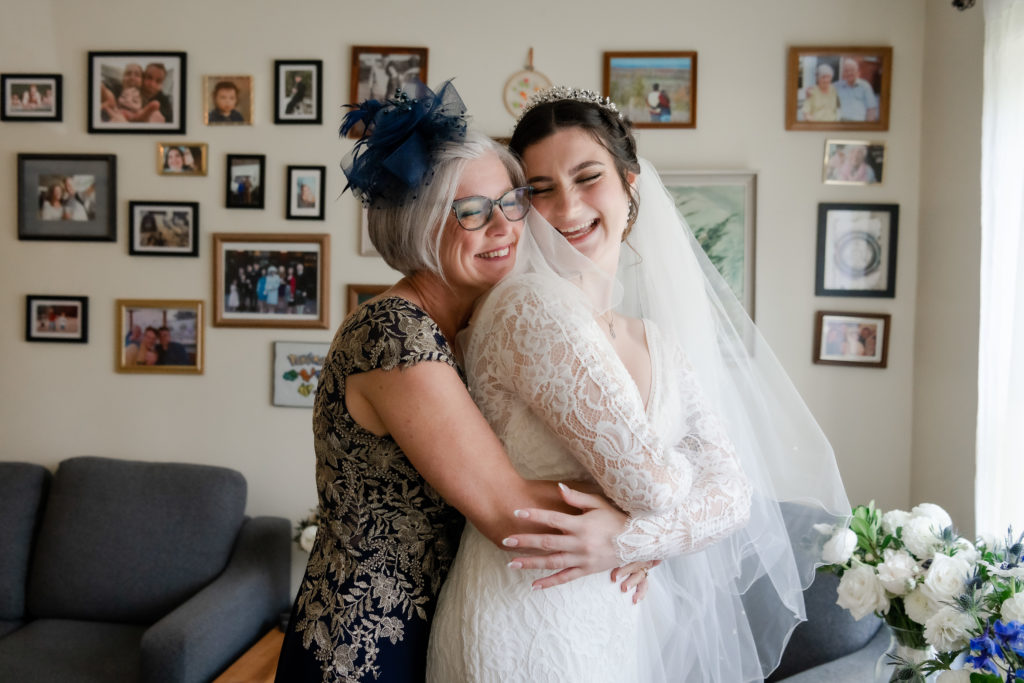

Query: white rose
left=936, top=669, right=974, bottom=683
left=813, top=523, right=836, bottom=536
left=836, top=564, right=889, bottom=620
left=823, top=528, right=858, bottom=565
left=924, top=605, right=975, bottom=651
left=921, top=553, right=972, bottom=603
left=299, top=524, right=318, bottom=552
left=882, top=509, right=912, bottom=536
left=1001, top=592, right=1024, bottom=623
left=952, top=538, right=979, bottom=565
left=876, top=548, right=920, bottom=596
left=911, top=503, right=953, bottom=531
left=902, top=516, right=945, bottom=560
left=904, top=586, right=942, bottom=625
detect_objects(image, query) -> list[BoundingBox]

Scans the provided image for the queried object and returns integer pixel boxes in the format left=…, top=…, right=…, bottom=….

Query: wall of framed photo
left=0, top=0, right=984, bottom=581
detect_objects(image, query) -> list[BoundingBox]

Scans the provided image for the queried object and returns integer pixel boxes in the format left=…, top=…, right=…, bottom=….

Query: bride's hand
left=611, top=560, right=661, bottom=604
left=502, top=483, right=627, bottom=590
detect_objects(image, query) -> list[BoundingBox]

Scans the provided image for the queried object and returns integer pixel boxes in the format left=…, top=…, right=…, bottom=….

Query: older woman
left=802, top=62, right=840, bottom=122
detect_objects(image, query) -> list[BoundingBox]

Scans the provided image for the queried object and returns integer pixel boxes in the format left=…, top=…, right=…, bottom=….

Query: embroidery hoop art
left=503, top=48, right=552, bottom=118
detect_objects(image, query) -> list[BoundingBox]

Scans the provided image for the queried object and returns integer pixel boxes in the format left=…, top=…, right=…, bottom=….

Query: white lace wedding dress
left=426, top=272, right=753, bottom=683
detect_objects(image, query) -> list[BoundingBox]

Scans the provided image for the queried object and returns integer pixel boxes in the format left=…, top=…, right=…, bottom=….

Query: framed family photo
left=286, top=166, right=325, bottom=220
left=816, top=203, right=899, bottom=298
left=203, top=75, right=253, bottom=125
left=348, top=46, right=428, bottom=137
left=786, top=46, right=892, bottom=131
left=274, top=60, right=322, bottom=124
left=116, top=299, right=204, bottom=374
left=823, top=139, right=885, bottom=185
left=603, top=51, right=697, bottom=129
left=157, top=142, right=207, bottom=176
left=2, top=73, right=62, bottom=121
left=225, top=154, right=265, bottom=208
left=213, top=233, right=330, bottom=328
left=88, top=51, right=186, bottom=134
left=18, top=153, right=116, bottom=241
left=813, top=311, right=891, bottom=368
left=128, top=201, right=198, bottom=257
left=660, top=170, right=757, bottom=316
left=25, top=295, right=88, bottom=343
left=272, top=341, right=330, bottom=408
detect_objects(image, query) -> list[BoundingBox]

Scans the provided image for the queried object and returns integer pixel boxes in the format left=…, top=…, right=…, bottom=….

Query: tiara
left=516, top=86, right=623, bottom=123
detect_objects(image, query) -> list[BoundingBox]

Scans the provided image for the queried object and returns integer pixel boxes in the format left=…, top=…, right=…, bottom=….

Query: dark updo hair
left=509, top=98, right=642, bottom=237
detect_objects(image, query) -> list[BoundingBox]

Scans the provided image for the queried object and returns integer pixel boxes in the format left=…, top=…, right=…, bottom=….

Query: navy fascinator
left=340, top=79, right=468, bottom=208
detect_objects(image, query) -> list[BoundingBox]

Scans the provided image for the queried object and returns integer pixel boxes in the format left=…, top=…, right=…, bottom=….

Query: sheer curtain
left=977, top=0, right=1024, bottom=537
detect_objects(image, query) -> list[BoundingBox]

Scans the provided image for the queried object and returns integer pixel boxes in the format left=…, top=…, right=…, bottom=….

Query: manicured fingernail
left=513, top=509, right=529, bottom=519
left=502, top=537, right=518, bottom=547
left=557, top=482, right=570, bottom=493
left=507, top=561, right=522, bottom=569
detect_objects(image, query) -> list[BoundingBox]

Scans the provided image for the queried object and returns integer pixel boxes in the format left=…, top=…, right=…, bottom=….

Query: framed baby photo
left=117, top=299, right=204, bottom=374
left=156, top=142, right=207, bottom=176
left=18, top=153, right=117, bottom=241
left=212, top=232, right=330, bottom=328
left=603, top=51, right=697, bottom=129
left=225, top=154, right=265, bottom=209
left=347, top=46, right=428, bottom=137
left=203, top=75, right=253, bottom=125
left=823, top=139, right=885, bottom=185
left=25, top=295, right=88, bottom=343
left=286, top=165, right=326, bottom=220
left=2, top=73, right=62, bottom=121
left=785, top=46, right=892, bottom=131
left=815, top=203, right=899, bottom=298
left=128, top=201, right=199, bottom=257
left=87, top=51, right=186, bottom=134
left=346, top=284, right=389, bottom=316
left=272, top=341, right=330, bottom=408
left=813, top=311, right=891, bottom=369
left=274, top=60, right=322, bottom=124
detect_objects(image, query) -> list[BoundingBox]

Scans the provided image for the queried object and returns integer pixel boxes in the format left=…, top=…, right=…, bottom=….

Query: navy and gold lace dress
left=275, top=298, right=465, bottom=682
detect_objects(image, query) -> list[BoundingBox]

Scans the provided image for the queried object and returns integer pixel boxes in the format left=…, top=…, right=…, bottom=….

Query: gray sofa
left=0, top=456, right=290, bottom=683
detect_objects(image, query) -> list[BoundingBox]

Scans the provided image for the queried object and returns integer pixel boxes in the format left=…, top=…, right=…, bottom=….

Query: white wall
left=0, top=0, right=981, bottom=583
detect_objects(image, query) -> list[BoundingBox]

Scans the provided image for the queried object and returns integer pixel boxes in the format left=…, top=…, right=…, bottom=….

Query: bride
left=426, top=88, right=849, bottom=682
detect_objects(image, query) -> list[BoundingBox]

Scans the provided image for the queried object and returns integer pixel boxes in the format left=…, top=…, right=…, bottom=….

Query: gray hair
left=816, top=63, right=834, bottom=79
left=366, top=129, right=525, bottom=278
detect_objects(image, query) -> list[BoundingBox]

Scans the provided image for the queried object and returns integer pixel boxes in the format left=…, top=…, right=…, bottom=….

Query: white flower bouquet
left=293, top=507, right=320, bottom=552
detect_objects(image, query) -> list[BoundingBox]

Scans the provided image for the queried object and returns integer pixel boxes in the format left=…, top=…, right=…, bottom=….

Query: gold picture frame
left=156, top=142, right=207, bottom=176
left=116, top=298, right=204, bottom=374
left=203, top=74, right=253, bottom=125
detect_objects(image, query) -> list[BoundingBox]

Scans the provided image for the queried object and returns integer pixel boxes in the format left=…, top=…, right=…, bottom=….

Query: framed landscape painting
left=603, top=51, right=697, bottom=129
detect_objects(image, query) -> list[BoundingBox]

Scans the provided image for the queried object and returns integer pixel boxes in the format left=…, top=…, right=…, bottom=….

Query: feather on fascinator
left=340, top=79, right=468, bottom=208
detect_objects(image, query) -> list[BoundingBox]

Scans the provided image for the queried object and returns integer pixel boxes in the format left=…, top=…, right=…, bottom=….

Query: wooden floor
left=213, top=628, right=284, bottom=683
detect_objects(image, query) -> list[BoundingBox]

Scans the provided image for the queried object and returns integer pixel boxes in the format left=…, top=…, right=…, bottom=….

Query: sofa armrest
left=139, top=516, right=291, bottom=683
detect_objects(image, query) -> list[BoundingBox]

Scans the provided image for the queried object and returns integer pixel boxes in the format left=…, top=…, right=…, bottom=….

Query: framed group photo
left=274, top=60, right=322, bottom=124
left=25, top=295, right=88, bottom=343
left=2, top=73, right=62, bottom=121
left=88, top=51, right=186, bottom=134
left=286, top=166, right=326, bottom=220
left=272, top=341, right=330, bottom=408
left=225, top=154, right=265, bottom=208
left=128, top=201, right=199, bottom=257
left=203, top=75, right=253, bottom=125
left=813, top=311, right=891, bottom=368
left=786, top=46, right=892, bottom=131
left=18, top=153, right=116, bottom=241
left=116, top=299, right=204, bottom=374
left=157, top=142, right=207, bottom=176
left=603, top=51, right=697, bottom=129
left=348, top=46, right=428, bottom=137
left=213, top=233, right=330, bottom=328
left=823, top=139, right=885, bottom=185
left=816, top=202, right=899, bottom=298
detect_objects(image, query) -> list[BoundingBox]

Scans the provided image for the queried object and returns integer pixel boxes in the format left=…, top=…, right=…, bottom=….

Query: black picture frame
left=274, top=60, right=322, bottom=124
left=128, top=201, right=199, bottom=257
left=286, top=165, right=326, bottom=220
left=2, top=73, right=62, bottom=122
left=18, top=153, right=117, bottom=242
left=815, top=202, right=898, bottom=298
left=87, top=51, right=187, bottom=134
left=25, top=295, right=89, bottom=343
left=225, top=154, right=266, bottom=209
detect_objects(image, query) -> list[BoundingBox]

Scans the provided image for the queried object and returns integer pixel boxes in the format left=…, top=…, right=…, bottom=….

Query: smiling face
left=122, top=63, right=143, bottom=90
left=521, top=127, right=636, bottom=275
left=166, top=147, right=183, bottom=171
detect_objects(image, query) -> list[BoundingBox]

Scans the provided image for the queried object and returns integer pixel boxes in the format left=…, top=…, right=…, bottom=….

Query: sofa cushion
left=0, top=618, right=145, bottom=682
left=27, top=456, right=247, bottom=623
left=0, top=462, right=50, bottom=620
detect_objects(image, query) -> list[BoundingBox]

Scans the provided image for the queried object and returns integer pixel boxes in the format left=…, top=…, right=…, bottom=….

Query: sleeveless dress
left=426, top=273, right=753, bottom=682
left=276, top=298, right=465, bottom=683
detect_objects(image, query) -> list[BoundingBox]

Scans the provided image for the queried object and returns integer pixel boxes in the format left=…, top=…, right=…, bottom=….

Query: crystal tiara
left=515, top=86, right=623, bottom=123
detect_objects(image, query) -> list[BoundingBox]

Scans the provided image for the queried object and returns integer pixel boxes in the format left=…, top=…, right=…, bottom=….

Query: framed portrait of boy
left=347, top=46, right=428, bottom=137
left=274, top=60, right=322, bottom=124
left=87, top=51, right=186, bottom=134
left=272, top=341, right=330, bottom=408
left=815, top=203, right=899, bottom=298
left=203, top=75, right=253, bottom=125
left=823, top=139, right=885, bottom=185
left=813, top=311, right=891, bottom=369
left=603, top=51, right=697, bottom=129
left=18, top=153, right=116, bottom=242
left=2, top=73, right=62, bottom=122
left=25, top=295, right=88, bottom=343
left=128, top=201, right=199, bottom=257
left=286, top=166, right=325, bottom=220
left=785, top=46, right=892, bottom=131
left=156, top=142, right=207, bottom=176
left=117, top=299, right=204, bottom=374
left=225, top=154, right=265, bottom=209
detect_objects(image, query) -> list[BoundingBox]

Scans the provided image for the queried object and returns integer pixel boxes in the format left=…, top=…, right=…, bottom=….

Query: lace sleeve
left=469, top=275, right=751, bottom=563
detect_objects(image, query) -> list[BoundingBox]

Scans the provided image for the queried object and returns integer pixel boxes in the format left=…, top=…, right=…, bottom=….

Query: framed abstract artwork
left=815, top=203, right=899, bottom=298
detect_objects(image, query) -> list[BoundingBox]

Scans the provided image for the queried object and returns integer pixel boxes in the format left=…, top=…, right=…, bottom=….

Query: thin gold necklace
left=600, top=311, right=617, bottom=339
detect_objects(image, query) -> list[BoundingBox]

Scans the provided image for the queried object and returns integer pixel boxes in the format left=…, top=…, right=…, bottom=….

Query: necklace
left=601, top=311, right=617, bottom=339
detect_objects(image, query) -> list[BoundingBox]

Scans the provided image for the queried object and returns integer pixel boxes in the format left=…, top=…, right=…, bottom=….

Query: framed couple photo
left=17, top=153, right=117, bottom=242
left=786, top=46, right=892, bottom=131
left=603, top=51, right=697, bottom=129
left=157, top=142, right=207, bottom=176
left=117, top=299, right=204, bottom=374
left=813, top=310, right=891, bottom=369
left=88, top=51, right=186, bottom=134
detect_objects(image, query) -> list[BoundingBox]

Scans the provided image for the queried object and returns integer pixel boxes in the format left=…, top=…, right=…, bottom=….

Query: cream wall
left=0, top=0, right=981, bottom=580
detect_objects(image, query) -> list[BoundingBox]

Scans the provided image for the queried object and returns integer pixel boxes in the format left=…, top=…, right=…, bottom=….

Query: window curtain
left=977, top=0, right=1024, bottom=537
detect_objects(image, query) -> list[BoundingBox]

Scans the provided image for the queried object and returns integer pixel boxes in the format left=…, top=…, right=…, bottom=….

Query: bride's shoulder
left=484, top=272, right=580, bottom=312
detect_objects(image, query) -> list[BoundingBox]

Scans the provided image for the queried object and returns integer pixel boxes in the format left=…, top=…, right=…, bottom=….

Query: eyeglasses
left=450, top=186, right=532, bottom=231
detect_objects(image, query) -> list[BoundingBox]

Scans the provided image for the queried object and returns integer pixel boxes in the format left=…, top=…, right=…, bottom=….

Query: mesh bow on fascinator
left=340, top=79, right=468, bottom=208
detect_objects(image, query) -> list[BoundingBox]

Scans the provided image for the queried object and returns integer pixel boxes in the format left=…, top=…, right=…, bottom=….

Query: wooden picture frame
left=272, top=341, right=330, bottom=408
left=128, top=201, right=199, bottom=257
left=603, top=51, right=697, bottom=129
left=346, top=284, right=388, bottom=316
left=813, top=310, right=891, bottom=368
left=88, top=51, right=186, bottom=134
left=2, top=73, right=62, bottom=121
left=786, top=46, right=892, bottom=131
left=823, top=139, right=885, bottom=185
left=225, top=154, right=265, bottom=209
left=213, top=233, right=330, bottom=328
left=203, top=74, right=253, bottom=125
left=157, top=142, right=207, bottom=176
left=816, top=203, right=899, bottom=298
left=116, top=299, right=204, bottom=373
left=274, top=60, right=322, bottom=124
left=347, top=46, right=428, bottom=137
left=25, top=295, right=88, bottom=343
left=286, top=165, right=326, bottom=220
left=17, top=153, right=116, bottom=242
